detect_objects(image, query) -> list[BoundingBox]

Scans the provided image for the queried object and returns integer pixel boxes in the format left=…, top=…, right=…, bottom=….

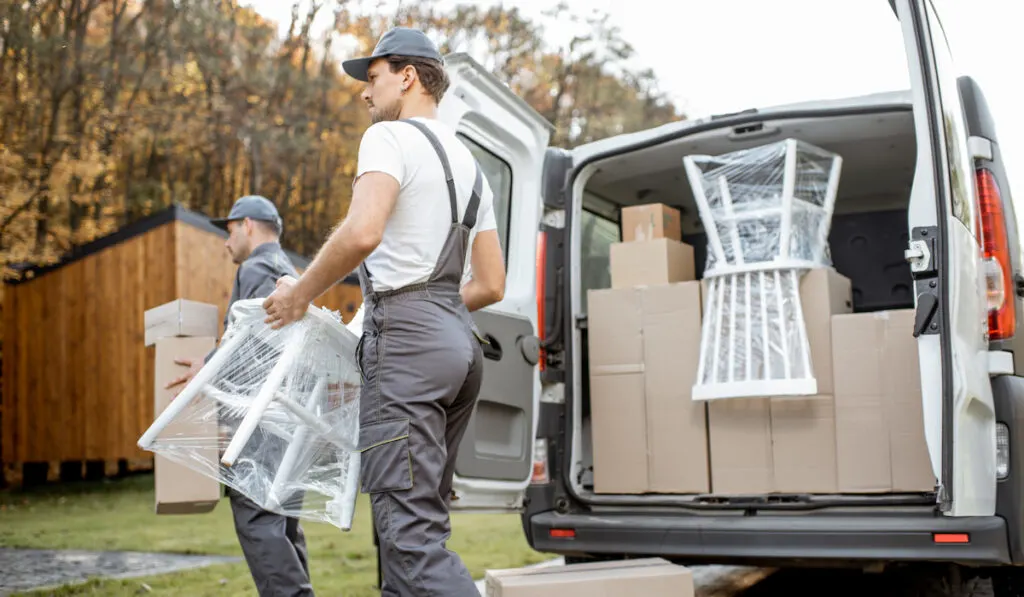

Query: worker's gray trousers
left=228, top=488, right=315, bottom=596
left=356, top=289, right=484, bottom=597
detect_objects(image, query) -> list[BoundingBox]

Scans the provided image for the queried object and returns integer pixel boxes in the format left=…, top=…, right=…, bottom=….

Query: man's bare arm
left=293, top=172, right=400, bottom=304
left=461, top=229, right=505, bottom=312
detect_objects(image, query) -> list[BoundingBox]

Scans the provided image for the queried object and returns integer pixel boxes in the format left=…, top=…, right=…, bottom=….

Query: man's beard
left=370, top=99, right=402, bottom=124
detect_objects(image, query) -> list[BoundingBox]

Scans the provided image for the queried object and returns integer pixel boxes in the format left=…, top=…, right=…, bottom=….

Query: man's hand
left=263, top=275, right=310, bottom=329
left=165, top=357, right=203, bottom=394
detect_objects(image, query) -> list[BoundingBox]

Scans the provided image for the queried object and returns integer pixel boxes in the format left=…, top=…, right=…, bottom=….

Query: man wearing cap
left=166, top=195, right=316, bottom=597
left=261, top=27, right=506, bottom=596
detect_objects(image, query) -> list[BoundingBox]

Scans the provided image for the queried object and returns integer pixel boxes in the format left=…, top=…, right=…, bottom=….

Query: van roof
left=571, top=89, right=913, bottom=164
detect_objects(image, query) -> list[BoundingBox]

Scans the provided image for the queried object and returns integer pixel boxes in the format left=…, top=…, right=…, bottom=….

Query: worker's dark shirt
left=223, top=241, right=300, bottom=333
left=208, top=242, right=299, bottom=493
left=206, top=242, right=299, bottom=363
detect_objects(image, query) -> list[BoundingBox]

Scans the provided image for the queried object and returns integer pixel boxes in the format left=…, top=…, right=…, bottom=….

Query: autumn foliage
left=0, top=0, right=682, bottom=344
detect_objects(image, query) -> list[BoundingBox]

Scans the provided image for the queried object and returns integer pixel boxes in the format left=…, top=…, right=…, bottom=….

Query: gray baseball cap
left=210, top=195, right=283, bottom=232
left=342, top=27, right=443, bottom=82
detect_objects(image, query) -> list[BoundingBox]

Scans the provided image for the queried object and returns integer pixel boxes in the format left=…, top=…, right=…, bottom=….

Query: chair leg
left=138, top=329, right=250, bottom=450
left=222, top=328, right=304, bottom=467
left=265, top=378, right=326, bottom=510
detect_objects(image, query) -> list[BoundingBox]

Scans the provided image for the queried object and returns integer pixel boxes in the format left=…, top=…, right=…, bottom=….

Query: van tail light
left=997, top=422, right=1010, bottom=480
left=531, top=438, right=550, bottom=484
left=536, top=230, right=548, bottom=371
left=977, top=168, right=1016, bottom=340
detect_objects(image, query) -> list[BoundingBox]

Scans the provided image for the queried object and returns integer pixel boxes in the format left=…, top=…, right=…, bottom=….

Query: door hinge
left=575, top=314, right=588, bottom=330
left=907, top=226, right=941, bottom=336
left=968, top=135, right=994, bottom=162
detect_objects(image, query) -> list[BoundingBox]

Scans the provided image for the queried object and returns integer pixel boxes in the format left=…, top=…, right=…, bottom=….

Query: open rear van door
left=895, top=0, right=997, bottom=516
left=437, top=53, right=554, bottom=511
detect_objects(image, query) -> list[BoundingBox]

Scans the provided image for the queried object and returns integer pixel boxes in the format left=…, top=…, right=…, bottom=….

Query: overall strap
left=401, top=119, right=458, bottom=224
left=463, top=166, right=483, bottom=229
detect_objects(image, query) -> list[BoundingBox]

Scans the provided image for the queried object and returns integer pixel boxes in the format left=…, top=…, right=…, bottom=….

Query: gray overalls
left=355, top=119, right=485, bottom=597
left=209, top=242, right=315, bottom=597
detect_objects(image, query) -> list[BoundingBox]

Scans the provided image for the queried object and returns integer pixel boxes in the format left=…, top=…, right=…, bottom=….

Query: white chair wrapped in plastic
left=137, top=298, right=362, bottom=530
left=682, top=138, right=842, bottom=401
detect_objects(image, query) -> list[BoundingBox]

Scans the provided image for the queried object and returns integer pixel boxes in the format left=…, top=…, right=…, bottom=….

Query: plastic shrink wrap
left=682, top=138, right=842, bottom=400
left=138, top=298, right=362, bottom=530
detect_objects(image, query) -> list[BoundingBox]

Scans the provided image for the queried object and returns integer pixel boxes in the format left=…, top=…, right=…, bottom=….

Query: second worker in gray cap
left=166, top=195, right=316, bottom=597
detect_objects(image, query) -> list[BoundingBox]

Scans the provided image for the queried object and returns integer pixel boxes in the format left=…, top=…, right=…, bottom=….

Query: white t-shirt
left=355, top=117, right=496, bottom=292
left=345, top=117, right=496, bottom=337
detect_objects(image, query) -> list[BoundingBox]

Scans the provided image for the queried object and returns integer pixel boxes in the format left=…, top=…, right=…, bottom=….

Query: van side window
left=579, top=207, right=620, bottom=312
left=458, top=133, right=514, bottom=255
left=925, top=0, right=978, bottom=239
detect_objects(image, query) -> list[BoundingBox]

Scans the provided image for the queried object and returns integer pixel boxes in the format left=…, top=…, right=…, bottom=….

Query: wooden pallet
left=1, top=457, right=154, bottom=489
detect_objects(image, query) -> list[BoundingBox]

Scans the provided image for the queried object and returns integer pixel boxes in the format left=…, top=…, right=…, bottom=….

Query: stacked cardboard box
left=707, top=267, right=853, bottom=494
left=831, top=310, right=935, bottom=492
left=706, top=286, right=935, bottom=495
left=144, top=299, right=223, bottom=514
left=585, top=203, right=935, bottom=497
left=588, top=203, right=709, bottom=494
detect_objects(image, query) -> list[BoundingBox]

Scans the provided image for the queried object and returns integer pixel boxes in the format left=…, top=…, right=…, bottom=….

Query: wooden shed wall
left=2, top=218, right=363, bottom=471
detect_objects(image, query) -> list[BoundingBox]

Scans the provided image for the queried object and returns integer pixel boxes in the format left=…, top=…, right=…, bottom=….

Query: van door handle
left=481, top=334, right=502, bottom=361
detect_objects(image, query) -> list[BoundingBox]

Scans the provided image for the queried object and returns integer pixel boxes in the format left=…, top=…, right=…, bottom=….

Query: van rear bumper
left=527, top=509, right=1012, bottom=566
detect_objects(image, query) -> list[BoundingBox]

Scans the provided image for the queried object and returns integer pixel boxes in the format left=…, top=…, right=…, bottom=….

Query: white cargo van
left=439, top=0, right=1024, bottom=591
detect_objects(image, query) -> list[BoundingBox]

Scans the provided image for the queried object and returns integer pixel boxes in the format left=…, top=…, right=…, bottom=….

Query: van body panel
left=895, top=0, right=996, bottom=516
left=438, top=53, right=551, bottom=511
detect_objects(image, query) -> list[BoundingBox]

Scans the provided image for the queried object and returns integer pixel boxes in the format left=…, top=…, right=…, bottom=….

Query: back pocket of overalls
left=357, top=418, right=413, bottom=494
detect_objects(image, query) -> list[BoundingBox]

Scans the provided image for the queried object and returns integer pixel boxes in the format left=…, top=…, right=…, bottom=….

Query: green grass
left=0, top=475, right=550, bottom=596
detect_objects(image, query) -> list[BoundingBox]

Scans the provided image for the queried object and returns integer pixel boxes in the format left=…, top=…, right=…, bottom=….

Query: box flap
left=144, top=299, right=220, bottom=346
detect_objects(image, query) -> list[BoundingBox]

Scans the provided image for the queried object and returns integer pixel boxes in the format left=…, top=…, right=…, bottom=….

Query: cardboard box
left=610, top=238, right=696, bottom=289
left=588, top=288, right=648, bottom=494
left=770, top=396, right=837, bottom=493
left=642, top=283, right=709, bottom=493
left=707, top=267, right=852, bottom=494
left=587, top=282, right=709, bottom=494
left=144, top=298, right=221, bottom=347
left=485, top=558, right=694, bottom=597
left=832, top=310, right=936, bottom=493
left=145, top=299, right=222, bottom=514
left=621, top=203, right=682, bottom=242
left=708, top=398, right=774, bottom=494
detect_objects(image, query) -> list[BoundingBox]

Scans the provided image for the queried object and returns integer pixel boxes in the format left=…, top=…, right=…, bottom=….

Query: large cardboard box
left=708, top=398, right=774, bottom=494
left=610, top=238, right=696, bottom=289
left=643, top=283, right=709, bottom=493
left=770, top=396, right=838, bottom=493
left=587, top=281, right=709, bottom=494
left=588, top=288, right=647, bottom=494
left=621, top=203, right=682, bottom=242
left=708, top=267, right=852, bottom=494
left=485, top=558, right=694, bottom=597
left=831, top=310, right=936, bottom=493
left=145, top=299, right=222, bottom=514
